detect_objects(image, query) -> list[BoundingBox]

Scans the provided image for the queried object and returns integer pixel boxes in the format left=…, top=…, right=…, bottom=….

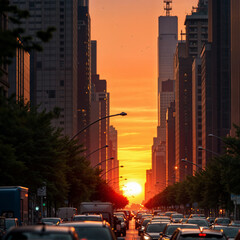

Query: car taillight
left=199, top=233, right=207, bottom=237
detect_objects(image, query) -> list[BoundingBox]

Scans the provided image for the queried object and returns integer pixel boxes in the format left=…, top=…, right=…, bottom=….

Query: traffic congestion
left=1, top=206, right=240, bottom=240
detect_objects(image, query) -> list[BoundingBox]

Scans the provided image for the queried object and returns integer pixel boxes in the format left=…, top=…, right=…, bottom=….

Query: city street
left=125, top=219, right=140, bottom=240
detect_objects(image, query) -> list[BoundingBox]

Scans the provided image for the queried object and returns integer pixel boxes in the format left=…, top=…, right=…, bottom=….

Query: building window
left=48, top=90, right=56, bottom=98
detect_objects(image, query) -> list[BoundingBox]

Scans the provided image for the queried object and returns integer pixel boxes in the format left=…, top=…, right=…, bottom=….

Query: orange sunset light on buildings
left=90, top=0, right=198, bottom=203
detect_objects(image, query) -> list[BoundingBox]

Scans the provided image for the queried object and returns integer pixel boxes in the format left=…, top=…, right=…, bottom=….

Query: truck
left=80, top=202, right=113, bottom=226
left=0, top=186, right=28, bottom=226
left=57, top=207, right=77, bottom=221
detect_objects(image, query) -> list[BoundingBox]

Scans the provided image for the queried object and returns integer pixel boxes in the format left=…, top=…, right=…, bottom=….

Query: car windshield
left=73, top=217, right=101, bottom=221
left=5, top=220, right=16, bottom=230
left=165, top=225, right=199, bottom=235
left=146, top=224, right=166, bottom=233
left=188, top=220, right=209, bottom=226
left=214, top=227, right=239, bottom=238
left=74, top=227, right=112, bottom=240
left=216, top=219, right=230, bottom=224
left=6, top=232, right=72, bottom=240
left=42, top=219, right=59, bottom=224
left=180, top=234, right=226, bottom=240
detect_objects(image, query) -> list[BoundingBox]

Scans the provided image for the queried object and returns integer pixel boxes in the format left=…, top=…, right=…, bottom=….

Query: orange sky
left=90, top=0, right=198, bottom=204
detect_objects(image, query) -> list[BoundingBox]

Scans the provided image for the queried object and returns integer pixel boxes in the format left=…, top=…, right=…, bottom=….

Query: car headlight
left=121, top=222, right=125, bottom=227
left=143, top=234, right=151, bottom=240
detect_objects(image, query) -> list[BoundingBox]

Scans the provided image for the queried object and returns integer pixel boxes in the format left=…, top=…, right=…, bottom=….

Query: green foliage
left=91, top=180, right=129, bottom=209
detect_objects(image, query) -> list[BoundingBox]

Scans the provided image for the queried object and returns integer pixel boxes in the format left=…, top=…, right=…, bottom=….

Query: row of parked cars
left=135, top=211, right=240, bottom=240
left=1, top=214, right=126, bottom=240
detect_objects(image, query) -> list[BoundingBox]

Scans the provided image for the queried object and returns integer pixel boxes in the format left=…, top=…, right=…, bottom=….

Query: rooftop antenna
left=164, top=0, right=172, bottom=16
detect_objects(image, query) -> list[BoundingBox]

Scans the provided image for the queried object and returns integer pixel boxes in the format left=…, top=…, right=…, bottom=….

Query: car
left=141, top=222, right=168, bottom=240
left=5, top=218, right=19, bottom=231
left=186, top=218, right=209, bottom=228
left=41, top=217, right=62, bottom=226
left=3, top=225, right=79, bottom=240
left=114, top=216, right=127, bottom=236
left=60, top=220, right=117, bottom=240
left=229, top=220, right=240, bottom=227
left=159, top=223, right=200, bottom=240
left=170, top=228, right=227, bottom=240
left=207, top=217, right=215, bottom=225
left=0, top=217, right=6, bottom=239
left=170, top=214, right=184, bottom=223
left=114, top=212, right=129, bottom=229
left=213, top=218, right=231, bottom=226
left=138, top=218, right=152, bottom=236
left=73, top=214, right=103, bottom=222
left=189, top=214, right=206, bottom=218
left=165, top=212, right=177, bottom=217
left=235, top=229, right=240, bottom=240
left=210, top=225, right=240, bottom=240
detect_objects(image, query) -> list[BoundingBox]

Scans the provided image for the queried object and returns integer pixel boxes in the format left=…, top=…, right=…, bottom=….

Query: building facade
left=231, top=0, right=240, bottom=135
left=174, top=42, right=193, bottom=181
left=10, top=0, right=78, bottom=137
left=77, top=0, right=91, bottom=153
left=201, top=0, right=231, bottom=166
left=8, top=44, right=30, bottom=104
left=166, top=101, right=175, bottom=186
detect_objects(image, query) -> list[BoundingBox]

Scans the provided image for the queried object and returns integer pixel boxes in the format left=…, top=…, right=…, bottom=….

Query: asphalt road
left=125, top=219, right=140, bottom=240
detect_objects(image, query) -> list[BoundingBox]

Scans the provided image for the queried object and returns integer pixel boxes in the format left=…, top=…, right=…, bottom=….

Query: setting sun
left=122, top=182, right=142, bottom=197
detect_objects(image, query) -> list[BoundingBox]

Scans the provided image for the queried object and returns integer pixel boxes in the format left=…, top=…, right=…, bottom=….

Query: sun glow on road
left=122, top=182, right=142, bottom=197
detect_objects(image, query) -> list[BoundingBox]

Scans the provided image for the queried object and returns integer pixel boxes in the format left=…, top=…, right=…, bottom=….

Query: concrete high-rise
left=77, top=0, right=91, bottom=153
left=10, top=0, right=78, bottom=137
left=90, top=40, right=110, bottom=180
left=174, top=42, right=193, bottom=181
left=201, top=0, right=231, bottom=166
left=151, top=0, right=177, bottom=195
left=231, top=0, right=240, bottom=136
left=166, top=101, right=175, bottom=186
left=109, top=126, right=119, bottom=192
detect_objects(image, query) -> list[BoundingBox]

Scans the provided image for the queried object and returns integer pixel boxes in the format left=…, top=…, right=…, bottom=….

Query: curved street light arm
left=93, top=157, right=114, bottom=168
left=101, top=165, right=124, bottom=178
left=198, top=146, right=220, bottom=157
left=85, top=145, right=108, bottom=159
left=181, top=158, right=203, bottom=170
left=71, top=112, right=127, bottom=140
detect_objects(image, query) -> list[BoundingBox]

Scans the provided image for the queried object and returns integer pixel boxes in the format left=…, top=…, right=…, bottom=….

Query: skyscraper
left=77, top=0, right=91, bottom=153
left=174, top=42, right=193, bottom=181
left=231, top=0, right=240, bottom=136
left=10, top=0, right=78, bottom=137
left=151, top=0, right=178, bottom=193
left=201, top=0, right=231, bottom=166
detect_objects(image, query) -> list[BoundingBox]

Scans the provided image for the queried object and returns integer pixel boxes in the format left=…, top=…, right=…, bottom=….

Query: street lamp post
left=71, top=112, right=127, bottom=140
left=208, top=133, right=224, bottom=141
left=198, top=146, right=220, bottom=157
left=181, top=158, right=203, bottom=170
left=93, top=157, right=114, bottom=168
left=101, top=165, right=124, bottom=178
left=85, top=145, right=108, bottom=159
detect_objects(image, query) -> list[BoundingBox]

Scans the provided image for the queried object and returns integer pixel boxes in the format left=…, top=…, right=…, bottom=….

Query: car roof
left=179, top=228, right=224, bottom=235
left=60, top=221, right=109, bottom=227
left=74, top=214, right=101, bottom=217
left=5, top=225, right=75, bottom=233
